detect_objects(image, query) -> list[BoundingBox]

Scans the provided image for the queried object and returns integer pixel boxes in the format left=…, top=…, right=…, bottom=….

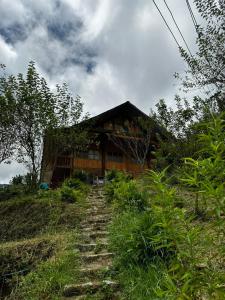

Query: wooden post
left=101, top=135, right=106, bottom=177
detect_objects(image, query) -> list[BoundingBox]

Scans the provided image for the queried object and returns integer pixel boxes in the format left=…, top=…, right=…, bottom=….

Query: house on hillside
left=41, top=101, right=163, bottom=186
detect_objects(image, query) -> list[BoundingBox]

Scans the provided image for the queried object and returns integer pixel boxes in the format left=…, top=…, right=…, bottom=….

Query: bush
left=113, top=180, right=147, bottom=212
left=105, top=170, right=132, bottom=182
left=72, top=170, right=88, bottom=182
left=62, top=178, right=85, bottom=191
left=10, top=175, right=24, bottom=185
left=109, top=210, right=178, bottom=267
left=104, top=171, right=132, bottom=203
left=0, top=185, right=25, bottom=202
left=60, top=186, right=82, bottom=203
left=105, top=169, right=120, bottom=181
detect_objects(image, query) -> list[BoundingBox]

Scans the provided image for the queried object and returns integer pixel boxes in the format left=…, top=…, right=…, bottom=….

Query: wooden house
left=41, top=101, right=162, bottom=186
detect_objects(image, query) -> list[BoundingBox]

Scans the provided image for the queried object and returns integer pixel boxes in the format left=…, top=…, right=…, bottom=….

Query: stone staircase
left=63, top=186, right=119, bottom=299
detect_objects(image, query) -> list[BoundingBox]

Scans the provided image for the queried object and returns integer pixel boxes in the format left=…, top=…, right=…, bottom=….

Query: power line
left=152, top=0, right=181, bottom=49
left=152, top=0, right=213, bottom=96
left=186, top=0, right=198, bottom=33
left=163, top=0, right=193, bottom=56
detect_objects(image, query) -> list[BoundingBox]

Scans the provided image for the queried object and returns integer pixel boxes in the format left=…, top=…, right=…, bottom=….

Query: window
left=88, top=150, right=100, bottom=160
left=107, top=152, right=123, bottom=163
left=77, top=151, right=88, bottom=159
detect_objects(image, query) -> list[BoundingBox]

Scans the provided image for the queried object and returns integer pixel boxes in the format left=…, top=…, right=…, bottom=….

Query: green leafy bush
left=72, top=170, right=88, bottom=182
left=60, top=186, right=82, bottom=203
left=104, top=170, right=132, bottom=203
left=109, top=211, right=177, bottom=266
left=62, top=178, right=85, bottom=190
left=180, top=114, right=225, bottom=216
left=105, top=169, right=121, bottom=181
left=113, top=180, right=147, bottom=212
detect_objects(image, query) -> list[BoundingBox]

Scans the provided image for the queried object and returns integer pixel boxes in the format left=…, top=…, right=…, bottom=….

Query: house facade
left=41, top=101, right=161, bottom=186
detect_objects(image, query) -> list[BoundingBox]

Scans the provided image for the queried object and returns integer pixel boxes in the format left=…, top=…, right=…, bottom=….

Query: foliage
left=60, top=186, right=82, bottom=203
left=71, top=169, right=89, bottom=182
left=8, top=232, right=79, bottom=300
left=178, top=0, right=225, bottom=111
left=63, top=178, right=85, bottom=191
left=0, top=185, right=25, bottom=202
left=0, top=62, right=90, bottom=188
left=181, top=113, right=225, bottom=216
left=60, top=177, right=88, bottom=203
left=10, top=175, right=23, bottom=185
left=108, top=169, right=225, bottom=299
left=0, top=236, right=58, bottom=298
left=104, top=170, right=132, bottom=203
left=0, top=193, right=83, bottom=242
left=112, top=180, right=147, bottom=212
left=0, top=65, right=17, bottom=164
left=152, top=96, right=210, bottom=169
left=108, top=116, right=155, bottom=168
left=105, top=169, right=120, bottom=181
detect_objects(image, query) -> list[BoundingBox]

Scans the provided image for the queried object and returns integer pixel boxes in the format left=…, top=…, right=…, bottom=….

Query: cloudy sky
left=0, top=0, right=199, bottom=183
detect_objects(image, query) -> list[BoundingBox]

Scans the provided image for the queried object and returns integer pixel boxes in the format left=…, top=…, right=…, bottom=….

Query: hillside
left=0, top=186, right=87, bottom=299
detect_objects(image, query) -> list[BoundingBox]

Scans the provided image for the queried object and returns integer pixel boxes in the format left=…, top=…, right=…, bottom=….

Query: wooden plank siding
left=73, top=158, right=102, bottom=170
left=55, top=155, right=148, bottom=176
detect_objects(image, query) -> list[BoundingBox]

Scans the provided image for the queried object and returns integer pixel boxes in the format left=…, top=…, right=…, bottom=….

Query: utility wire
left=152, top=0, right=181, bottom=49
left=152, top=0, right=213, bottom=96
left=163, top=0, right=193, bottom=56
left=186, top=0, right=198, bottom=33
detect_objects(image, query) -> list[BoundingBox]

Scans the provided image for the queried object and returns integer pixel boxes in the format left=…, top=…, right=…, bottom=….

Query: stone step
left=63, top=280, right=119, bottom=297
left=81, top=225, right=107, bottom=232
left=79, top=264, right=111, bottom=278
left=81, top=217, right=110, bottom=225
left=80, top=252, right=113, bottom=263
left=85, top=209, right=110, bottom=215
left=83, top=231, right=108, bottom=240
left=76, top=242, right=108, bottom=252
left=80, top=222, right=108, bottom=229
left=86, top=213, right=111, bottom=219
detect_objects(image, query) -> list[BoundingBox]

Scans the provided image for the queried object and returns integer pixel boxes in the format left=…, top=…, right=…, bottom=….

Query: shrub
left=60, top=186, right=81, bottom=203
left=104, top=171, right=132, bottom=203
left=72, top=170, right=88, bottom=182
left=113, top=180, right=147, bottom=212
left=105, top=169, right=120, bottom=181
left=10, top=175, right=24, bottom=185
left=106, top=170, right=132, bottom=182
left=109, top=209, right=179, bottom=267
left=62, top=178, right=85, bottom=191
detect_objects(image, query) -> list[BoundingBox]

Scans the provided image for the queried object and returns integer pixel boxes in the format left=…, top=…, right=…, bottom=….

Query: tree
left=108, top=117, right=155, bottom=170
left=0, top=65, right=17, bottom=163
left=178, top=0, right=225, bottom=111
left=1, top=62, right=89, bottom=188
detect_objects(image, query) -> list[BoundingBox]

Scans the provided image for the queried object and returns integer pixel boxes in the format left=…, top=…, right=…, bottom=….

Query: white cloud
left=0, top=36, right=17, bottom=63
left=0, top=0, right=200, bottom=182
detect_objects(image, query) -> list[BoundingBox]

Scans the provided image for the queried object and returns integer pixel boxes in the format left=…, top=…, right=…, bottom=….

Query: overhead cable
left=152, top=0, right=181, bottom=49
left=163, top=0, right=193, bottom=56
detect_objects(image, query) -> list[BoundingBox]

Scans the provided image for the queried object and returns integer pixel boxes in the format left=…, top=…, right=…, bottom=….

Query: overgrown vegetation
left=107, top=123, right=225, bottom=299
left=0, top=176, right=89, bottom=299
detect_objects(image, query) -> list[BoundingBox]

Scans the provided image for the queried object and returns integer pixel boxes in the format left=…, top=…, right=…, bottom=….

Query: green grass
left=8, top=231, right=80, bottom=300
left=107, top=172, right=225, bottom=300
left=0, top=189, right=87, bottom=242
left=0, top=185, right=89, bottom=299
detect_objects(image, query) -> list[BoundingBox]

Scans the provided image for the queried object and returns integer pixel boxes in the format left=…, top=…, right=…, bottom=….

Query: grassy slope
left=107, top=178, right=225, bottom=300
left=0, top=189, right=87, bottom=299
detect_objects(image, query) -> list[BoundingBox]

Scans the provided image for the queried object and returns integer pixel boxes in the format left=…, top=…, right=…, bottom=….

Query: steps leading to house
left=63, top=186, right=119, bottom=299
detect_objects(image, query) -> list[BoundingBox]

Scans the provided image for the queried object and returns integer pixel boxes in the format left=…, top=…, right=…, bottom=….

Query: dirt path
left=63, top=186, right=119, bottom=300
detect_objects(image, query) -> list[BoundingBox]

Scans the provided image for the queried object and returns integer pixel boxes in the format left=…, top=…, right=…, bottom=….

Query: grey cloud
left=0, top=0, right=198, bottom=182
